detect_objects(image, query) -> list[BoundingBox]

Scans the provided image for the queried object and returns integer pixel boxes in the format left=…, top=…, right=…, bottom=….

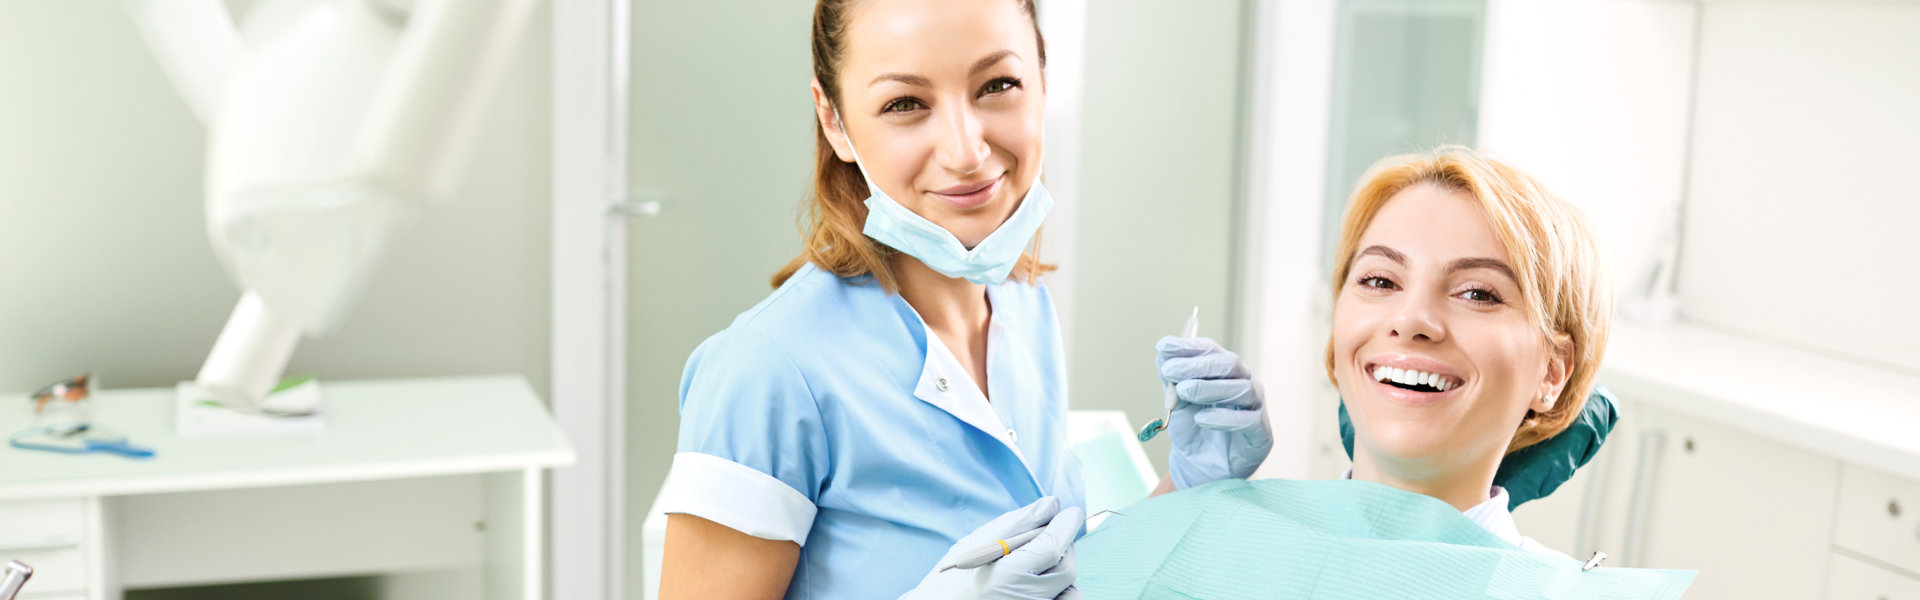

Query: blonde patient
left=1327, top=146, right=1611, bottom=554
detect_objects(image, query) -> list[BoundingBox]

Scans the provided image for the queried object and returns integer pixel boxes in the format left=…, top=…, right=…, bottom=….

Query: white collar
left=907, top=295, right=1023, bottom=456
left=1461, top=486, right=1526, bottom=548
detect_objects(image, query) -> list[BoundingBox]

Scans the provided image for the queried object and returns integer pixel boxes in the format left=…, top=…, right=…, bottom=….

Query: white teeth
left=1371, top=365, right=1458, bottom=391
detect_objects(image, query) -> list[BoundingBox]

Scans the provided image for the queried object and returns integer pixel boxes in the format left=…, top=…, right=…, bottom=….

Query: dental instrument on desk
left=1137, top=307, right=1198, bottom=442
left=11, top=373, right=156, bottom=459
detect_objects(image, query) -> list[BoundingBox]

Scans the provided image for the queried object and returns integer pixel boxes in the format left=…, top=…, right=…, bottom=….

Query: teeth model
left=1372, top=366, right=1458, bottom=392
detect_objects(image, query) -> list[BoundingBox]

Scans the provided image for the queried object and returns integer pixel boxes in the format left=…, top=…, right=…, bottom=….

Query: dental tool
left=0, top=561, right=31, bottom=600
left=937, top=510, right=1122, bottom=573
left=1136, top=306, right=1198, bottom=443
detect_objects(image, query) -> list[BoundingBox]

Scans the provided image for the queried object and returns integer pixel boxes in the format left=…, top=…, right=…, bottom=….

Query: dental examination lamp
left=127, top=0, right=539, bottom=412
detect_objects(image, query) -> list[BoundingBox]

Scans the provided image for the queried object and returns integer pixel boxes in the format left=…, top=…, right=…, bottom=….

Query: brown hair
left=1325, top=146, right=1614, bottom=454
left=773, top=0, right=1054, bottom=291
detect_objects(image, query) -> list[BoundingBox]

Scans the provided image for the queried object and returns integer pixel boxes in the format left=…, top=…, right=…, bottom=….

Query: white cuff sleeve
left=656, top=452, right=819, bottom=544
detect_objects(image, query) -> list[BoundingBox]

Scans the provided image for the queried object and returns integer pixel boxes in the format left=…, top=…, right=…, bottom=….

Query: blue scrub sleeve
left=660, top=327, right=831, bottom=543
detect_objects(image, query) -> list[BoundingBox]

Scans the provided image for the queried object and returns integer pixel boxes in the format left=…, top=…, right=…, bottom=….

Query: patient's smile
left=1370, top=365, right=1460, bottom=392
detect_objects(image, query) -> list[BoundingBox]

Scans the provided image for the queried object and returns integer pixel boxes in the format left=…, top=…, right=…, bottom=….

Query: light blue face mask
left=834, top=110, right=1052, bottom=285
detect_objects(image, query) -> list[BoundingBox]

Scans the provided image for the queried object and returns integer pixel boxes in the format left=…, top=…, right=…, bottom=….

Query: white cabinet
left=1825, top=552, right=1920, bottom=600
left=1828, top=463, right=1920, bottom=600
left=0, top=498, right=91, bottom=598
left=0, top=376, right=569, bottom=600
left=1557, top=389, right=1920, bottom=600
left=1628, top=405, right=1841, bottom=600
left=1834, top=464, right=1920, bottom=576
left=1517, top=397, right=1845, bottom=599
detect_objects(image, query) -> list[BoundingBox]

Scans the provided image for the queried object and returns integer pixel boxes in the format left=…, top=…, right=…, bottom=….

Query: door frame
left=1236, top=0, right=1340, bottom=480
left=550, top=0, right=630, bottom=598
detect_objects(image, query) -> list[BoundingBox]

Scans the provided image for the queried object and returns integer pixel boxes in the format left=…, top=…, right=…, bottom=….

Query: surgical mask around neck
left=834, top=110, right=1052, bottom=285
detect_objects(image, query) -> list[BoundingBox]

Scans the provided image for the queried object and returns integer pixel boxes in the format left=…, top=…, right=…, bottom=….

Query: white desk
left=0, top=375, right=573, bottom=600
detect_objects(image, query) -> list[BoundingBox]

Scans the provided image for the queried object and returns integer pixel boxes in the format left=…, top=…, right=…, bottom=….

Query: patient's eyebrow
left=1448, top=257, right=1517, bottom=280
left=1355, top=245, right=1406, bottom=265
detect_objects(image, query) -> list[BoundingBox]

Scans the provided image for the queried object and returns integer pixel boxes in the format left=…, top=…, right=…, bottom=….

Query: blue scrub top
left=659, top=262, right=1086, bottom=599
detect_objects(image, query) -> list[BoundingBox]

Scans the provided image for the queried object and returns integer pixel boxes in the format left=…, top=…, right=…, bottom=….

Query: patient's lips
left=1364, top=355, right=1464, bottom=404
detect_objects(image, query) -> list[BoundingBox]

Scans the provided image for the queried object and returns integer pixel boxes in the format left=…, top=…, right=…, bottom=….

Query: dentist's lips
left=930, top=176, right=1002, bottom=210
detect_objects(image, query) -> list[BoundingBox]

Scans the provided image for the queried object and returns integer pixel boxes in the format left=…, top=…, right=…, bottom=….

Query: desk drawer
left=1836, top=464, right=1920, bottom=574
left=0, top=499, right=83, bottom=551
left=7, top=545, right=85, bottom=594
left=1826, top=552, right=1920, bottom=600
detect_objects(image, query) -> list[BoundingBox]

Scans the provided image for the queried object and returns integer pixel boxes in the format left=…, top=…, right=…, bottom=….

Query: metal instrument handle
left=0, top=560, right=33, bottom=600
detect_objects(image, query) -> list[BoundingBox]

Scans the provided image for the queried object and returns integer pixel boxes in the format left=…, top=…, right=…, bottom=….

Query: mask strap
left=830, top=109, right=879, bottom=188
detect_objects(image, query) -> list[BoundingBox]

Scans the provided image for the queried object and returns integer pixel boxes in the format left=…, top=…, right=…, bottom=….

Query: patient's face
left=1332, top=183, right=1556, bottom=481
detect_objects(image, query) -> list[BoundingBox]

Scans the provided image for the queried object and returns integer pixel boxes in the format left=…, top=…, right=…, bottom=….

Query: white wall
left=1070, top=0, right=1248, bottom=475
left=1677, top=3, right=1920, bottom=373
left=1477, top=0, right=1699, bottom=314
left=0, top=1, right=553, bottom=395
left=1479, top=0, right=1920, bottom=375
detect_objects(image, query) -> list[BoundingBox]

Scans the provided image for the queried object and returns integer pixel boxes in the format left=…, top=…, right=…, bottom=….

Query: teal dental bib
left=1076, top=478, right=1694, bottom=599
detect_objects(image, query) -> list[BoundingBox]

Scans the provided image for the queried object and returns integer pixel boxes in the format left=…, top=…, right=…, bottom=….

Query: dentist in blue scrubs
left=652, top=0, right=1272, bottom=598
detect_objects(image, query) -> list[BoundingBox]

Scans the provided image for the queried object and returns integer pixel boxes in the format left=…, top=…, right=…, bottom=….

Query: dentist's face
left=1332, top=183, right=1561, bottom=481
left=814, top=0, right=1045, bottom=248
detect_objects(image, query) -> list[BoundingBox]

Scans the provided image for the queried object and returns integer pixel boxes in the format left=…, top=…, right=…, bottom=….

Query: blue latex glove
left=1157, top=336, right=1273, bottom=490
left=901, top=496, right=1084, bottom=600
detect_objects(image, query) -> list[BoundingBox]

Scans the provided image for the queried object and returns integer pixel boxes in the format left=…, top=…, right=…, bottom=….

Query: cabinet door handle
left=1623, top=429, right=1667, bottom=568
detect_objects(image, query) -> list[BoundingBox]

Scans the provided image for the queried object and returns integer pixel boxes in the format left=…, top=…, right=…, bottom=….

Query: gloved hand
left=901, top=496, right=1084, bottom=600
left=1157, top=336, right=1273, bottom=490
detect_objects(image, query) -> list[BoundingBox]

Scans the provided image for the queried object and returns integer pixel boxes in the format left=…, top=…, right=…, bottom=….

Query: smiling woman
left=1068, top=148, right=1698, bottom=599
left=1301, top=147, right=1618, bottom=563
left=1328, top=147, right=1613, bottom=518
left=654, top=0, right=1114, bottom=598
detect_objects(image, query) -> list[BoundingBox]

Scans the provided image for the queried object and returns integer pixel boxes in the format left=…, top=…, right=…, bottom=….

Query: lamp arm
left=124, top=0, right=242, bottom=127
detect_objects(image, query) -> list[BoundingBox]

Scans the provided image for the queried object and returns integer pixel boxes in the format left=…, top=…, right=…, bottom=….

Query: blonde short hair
left=1324, top=146, right=1613, bottom=454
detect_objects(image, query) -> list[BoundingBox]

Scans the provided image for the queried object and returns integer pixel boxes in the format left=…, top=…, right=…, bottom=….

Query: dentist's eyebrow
left=969, top=50, right=1017, bottom=76
left=1448, top=257, right=1517, bottom=280
left=868, top=50, right=1019, bottom=89
left=869, top=72, right=931, bottom=88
